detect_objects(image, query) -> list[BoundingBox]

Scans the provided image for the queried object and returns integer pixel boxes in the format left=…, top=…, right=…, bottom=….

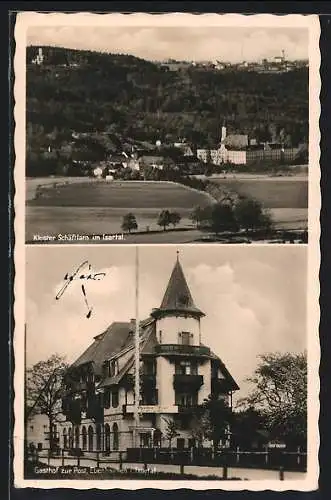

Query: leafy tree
left=238, top=352, right=307, bottom=448
left=169, top=211, right=181, bottom=228
left=157, top=209, right=172, bottom=231
left=234, top=197, right=272, bottom=232
left=231, top=407, right=267, bottom=449
left=26, top=354, right=68, bottom=450
left=189, top=411, right=210, bottom=448
left=200, top=394, right=233, bottom=452
left=210, top=202, right=237, bottom=234
left=121, top=213, right=138, bottom=233
left=162, top=417, right=180, bottom=448
left=190, top=205, right=212, bottom=229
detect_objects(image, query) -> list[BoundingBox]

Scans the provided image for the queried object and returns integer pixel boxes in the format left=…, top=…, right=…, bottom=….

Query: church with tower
left=59, top=255, right=239, bottom=453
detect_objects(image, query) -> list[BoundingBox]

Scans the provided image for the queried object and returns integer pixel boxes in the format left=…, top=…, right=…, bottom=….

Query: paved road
left=40, top=455, right=306, bottom=481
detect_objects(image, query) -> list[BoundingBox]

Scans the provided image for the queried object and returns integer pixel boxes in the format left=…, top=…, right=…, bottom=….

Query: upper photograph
left=20, top=14, right=319, bottom=245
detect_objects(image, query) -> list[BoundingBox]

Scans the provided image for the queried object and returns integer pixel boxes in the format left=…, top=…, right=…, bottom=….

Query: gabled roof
left=210, top=348, right=240, bottom=391
left=70, top=318, right=155, bottom=376
left=152, top=257, right=205, bottom=318
left=70, top=321, right=134, bottom=375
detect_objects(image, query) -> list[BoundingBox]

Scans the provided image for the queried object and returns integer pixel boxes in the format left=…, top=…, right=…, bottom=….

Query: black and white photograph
left=16, top=13, right=320, bottom=245
left=12, top=11, right=320, bottom=493
left=15, top=244, right=318, bottom=489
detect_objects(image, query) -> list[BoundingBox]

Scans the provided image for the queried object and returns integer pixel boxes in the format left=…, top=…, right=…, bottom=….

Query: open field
left=26, top=177, right=308, bottom=243
left=29, top=180, right=214, bottom=208
left=209, top=177, right=308, bottom=209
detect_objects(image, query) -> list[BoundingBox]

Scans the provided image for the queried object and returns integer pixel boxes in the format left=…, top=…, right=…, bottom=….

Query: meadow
left=26, top=177, right=308, bottom=243
left=209, top=177, right=308, bottom=209
left=29, top=180, right=214, bottom=209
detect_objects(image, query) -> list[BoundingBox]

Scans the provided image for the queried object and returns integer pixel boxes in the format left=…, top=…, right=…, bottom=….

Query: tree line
left=121, top=197, right=272, bottom=235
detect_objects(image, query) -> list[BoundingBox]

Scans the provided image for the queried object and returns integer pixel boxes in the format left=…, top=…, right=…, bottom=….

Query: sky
left=26, top=26, right=308, bottom=63
left=25, top=245, right=307, bottom=401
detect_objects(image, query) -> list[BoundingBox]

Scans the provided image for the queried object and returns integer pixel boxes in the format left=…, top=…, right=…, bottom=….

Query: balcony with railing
left=173, top=374, right=203, bottom=389
left=122, top=373, right=156, bottom=389
left=155, top=344, right=211, bottom=357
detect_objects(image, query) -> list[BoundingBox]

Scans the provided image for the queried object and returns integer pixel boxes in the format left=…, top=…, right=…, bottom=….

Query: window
left=188, top=438, right=196, bottom=448
left=82, top=426, right=87, bottom=451
left=140, top=432, right=151, bottom=448
left=143, top=359, right=156, bottom=375
left=175, top=360, right=197, bottom=375
left=63, top=428, right=67, bottom=449
left=96, top=424, right=102, bottom=451
left=109, top=360, right=118, bottom=377
left=75, top=426, right=80, bottom=448
left=159, top=330, right=162, bottom=344
left=175, top=392, right=198, bottom=407
left=30, top=426, right=34, bottom=431
left=112, top=390, right=119, bottom=408
left=88, top=425, right=93, bottom=451
left=179, top=332, right=191, bottom=345
left=104, top=424, right=111, bottom=452
left=141, top=389, right=158, bottom=405
left=104, top=389, right=111, bottom=409
left=113, top=423, right=119, bottom=451
left=81, top=391, right=87, bottom=411
left=177, top=438, right=185, bottom=450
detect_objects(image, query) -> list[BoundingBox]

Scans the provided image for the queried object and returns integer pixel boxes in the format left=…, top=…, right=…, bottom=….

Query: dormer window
left=109, top=360, right=119, bottom=377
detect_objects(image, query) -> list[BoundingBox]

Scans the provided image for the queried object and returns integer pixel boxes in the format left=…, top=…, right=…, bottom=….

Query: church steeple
left=151, top=253, right=205, bottom=319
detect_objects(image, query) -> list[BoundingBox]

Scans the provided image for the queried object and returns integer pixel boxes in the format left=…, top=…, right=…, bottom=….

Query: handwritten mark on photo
left=55, top=260, right=106, bottom=318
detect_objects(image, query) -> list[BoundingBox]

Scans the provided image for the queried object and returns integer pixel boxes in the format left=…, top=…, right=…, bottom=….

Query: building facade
left=59, top=257, right=239, bottom=453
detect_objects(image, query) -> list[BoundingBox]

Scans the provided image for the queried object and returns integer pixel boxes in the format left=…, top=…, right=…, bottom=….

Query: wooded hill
left=27, top=45, right=308, bottom=154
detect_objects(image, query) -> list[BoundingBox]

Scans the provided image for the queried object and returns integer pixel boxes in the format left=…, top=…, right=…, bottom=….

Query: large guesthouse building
left=59, top=256, right=239, bottom=453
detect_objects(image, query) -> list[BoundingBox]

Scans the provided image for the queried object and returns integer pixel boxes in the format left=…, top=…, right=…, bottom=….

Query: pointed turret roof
left=152, top=254, right=205, bottom=318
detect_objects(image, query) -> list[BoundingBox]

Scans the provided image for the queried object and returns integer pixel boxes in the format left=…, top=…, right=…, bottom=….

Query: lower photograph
left=18, top=244, right=317, bottom=490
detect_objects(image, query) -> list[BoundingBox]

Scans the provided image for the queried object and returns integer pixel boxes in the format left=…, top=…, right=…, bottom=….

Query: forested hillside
left=26, top=45, right=308, bottom=155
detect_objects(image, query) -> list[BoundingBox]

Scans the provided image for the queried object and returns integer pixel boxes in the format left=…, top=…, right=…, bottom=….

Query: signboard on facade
left=126, top=405, right=179, bottom=414
left=268, top=442, right=286, bottom=449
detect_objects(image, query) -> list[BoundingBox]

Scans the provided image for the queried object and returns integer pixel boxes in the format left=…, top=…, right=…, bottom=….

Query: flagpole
left=134, top=246, right=140, bottom=448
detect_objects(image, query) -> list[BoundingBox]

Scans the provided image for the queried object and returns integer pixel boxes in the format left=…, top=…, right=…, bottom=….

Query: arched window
left=113, top=423, right=119, bottom=451
left=75, top=425, right=80, bottom=449
left=104, top=423, right=111, bottom=452
left=153, top=428, right=162, bottom=448
left=88, top=425, right=94, bottom=451
left=82, top=426, right=87, bottom=451
left=63, top=428, right=67, bottom=449
left=96, top=423, right=102, bottom=451
left=68, top=427, right=73, bottom=449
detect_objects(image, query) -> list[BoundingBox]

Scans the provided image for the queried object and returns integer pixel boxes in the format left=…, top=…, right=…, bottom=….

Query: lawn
left=28, top=180, right=213, bottom=209
left=209, top=178, right=308, bottom=209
